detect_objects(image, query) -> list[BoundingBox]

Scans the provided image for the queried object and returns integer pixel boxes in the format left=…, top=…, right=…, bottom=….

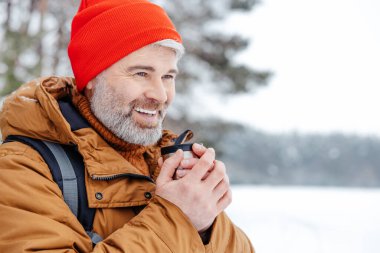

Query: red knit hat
left=68, top=0, right=182, bottom=92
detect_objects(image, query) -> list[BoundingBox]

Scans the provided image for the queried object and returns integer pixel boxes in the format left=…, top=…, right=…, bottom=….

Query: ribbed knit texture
left=68, top=0, right=182, bottom=91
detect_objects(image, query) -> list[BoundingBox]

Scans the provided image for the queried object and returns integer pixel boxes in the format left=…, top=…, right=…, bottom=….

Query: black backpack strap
left=4, top=135, right=102, bottom=244
left=43, top=141, right=79, bottom=216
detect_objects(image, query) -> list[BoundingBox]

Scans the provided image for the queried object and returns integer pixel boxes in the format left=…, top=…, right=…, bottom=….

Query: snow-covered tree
left=0, top=0, right=270, bottom=100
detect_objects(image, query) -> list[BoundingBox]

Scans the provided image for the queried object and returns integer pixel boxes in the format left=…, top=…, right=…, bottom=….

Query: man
left=0, top=0, right=254, bottom=252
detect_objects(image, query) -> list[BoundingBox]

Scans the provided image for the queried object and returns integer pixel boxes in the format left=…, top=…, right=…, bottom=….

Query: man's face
left=86, top=45, right=178, bottom=146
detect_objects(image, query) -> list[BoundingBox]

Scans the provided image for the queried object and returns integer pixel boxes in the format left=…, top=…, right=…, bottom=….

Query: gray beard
left=89, top=76, right=164, bottom=146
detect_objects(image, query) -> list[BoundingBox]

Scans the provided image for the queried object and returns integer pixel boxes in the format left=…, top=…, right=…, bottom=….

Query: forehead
left=114, top=45, right=178, bottom=69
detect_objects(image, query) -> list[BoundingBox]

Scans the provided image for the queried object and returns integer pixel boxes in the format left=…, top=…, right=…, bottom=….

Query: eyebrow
left=127, top=65, right=178, bottom=74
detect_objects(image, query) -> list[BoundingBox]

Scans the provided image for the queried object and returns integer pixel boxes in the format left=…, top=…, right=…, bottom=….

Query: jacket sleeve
left=97, top=197, right=255, bottom=253
left=205, top=212, right=255, bottom=253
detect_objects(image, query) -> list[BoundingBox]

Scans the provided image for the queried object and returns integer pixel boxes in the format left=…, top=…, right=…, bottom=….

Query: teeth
left=135, top=107, right=157, bottom=115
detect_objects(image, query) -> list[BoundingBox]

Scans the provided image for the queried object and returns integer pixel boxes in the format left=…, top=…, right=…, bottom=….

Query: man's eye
left=135, top=72, right=147, bottom=77
left=162, top=75, right=174, bottom=80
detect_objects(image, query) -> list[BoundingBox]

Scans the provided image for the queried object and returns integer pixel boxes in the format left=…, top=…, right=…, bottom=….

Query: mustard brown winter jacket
left=0, top=77, right=254, bottom=252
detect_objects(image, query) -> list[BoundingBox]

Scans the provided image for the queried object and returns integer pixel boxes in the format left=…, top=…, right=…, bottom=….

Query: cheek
left=113, top=83, right=143, bottom=104
left=166, top=85, right=176, bottom=104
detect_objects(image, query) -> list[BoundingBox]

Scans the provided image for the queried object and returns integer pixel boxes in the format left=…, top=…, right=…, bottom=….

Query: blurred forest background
left=1, top=0, right=380, bottom=187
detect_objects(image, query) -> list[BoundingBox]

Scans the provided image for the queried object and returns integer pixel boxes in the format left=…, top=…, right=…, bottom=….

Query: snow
left=203, top=0, right=380, bottom=137
left=227, top=186, right=380, bottom=253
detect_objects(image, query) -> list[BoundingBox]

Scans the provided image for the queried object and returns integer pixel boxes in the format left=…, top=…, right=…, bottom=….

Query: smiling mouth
left=134, top=107, right=158, bottom=116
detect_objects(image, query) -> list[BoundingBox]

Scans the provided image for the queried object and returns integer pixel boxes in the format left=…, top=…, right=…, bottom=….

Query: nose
left=144, top=77, right=168, bottom=103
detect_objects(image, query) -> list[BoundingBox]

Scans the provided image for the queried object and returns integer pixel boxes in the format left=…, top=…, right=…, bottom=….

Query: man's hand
left=171, top=144, right=211, bottom=180
left=156, top=144, right=232, bottom=232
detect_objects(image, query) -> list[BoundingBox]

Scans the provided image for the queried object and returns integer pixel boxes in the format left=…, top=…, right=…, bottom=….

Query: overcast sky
left=204, top=0, right=380, bottom=136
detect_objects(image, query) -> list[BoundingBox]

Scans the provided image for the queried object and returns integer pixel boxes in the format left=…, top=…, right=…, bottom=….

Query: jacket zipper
left=91, top=173, right=154, bottom=183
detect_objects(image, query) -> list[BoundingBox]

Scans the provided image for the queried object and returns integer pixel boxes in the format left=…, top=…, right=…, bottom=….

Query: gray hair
left=152, top=39, right=185, bottom=60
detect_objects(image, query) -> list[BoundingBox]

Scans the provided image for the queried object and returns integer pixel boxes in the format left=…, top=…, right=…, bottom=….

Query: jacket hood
left=0, top=77, right=77, bottom=144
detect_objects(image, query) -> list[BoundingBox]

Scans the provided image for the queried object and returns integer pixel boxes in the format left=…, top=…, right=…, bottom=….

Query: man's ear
left=84, top=80, right=95, bottom=99
left=87, top=80, right=94, bottom=90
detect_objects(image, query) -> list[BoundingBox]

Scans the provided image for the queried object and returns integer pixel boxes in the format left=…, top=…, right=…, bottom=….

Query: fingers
left=217, top=188, right=232, bottom=213
left=174, top=157, right=200, bottom=179
left=191, top=143, right=207, bottom=157
left=203, top=160, right=226, bottom=189
left=212, top=174, right=230, bottom=201
left=175, top=168, right=188, bottom=179
left=179, top=157, right=199, bottom=169
left=203, top=160, right=231, bottom=214
left=187, top=148, right=215, bottom=181
left=180, top=157, right=212, bottom=180
left=156, top=149, right=183, bottom=184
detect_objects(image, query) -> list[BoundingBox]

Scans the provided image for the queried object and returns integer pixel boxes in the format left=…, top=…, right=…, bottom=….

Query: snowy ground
left=226, top=186, right=380, bottom=253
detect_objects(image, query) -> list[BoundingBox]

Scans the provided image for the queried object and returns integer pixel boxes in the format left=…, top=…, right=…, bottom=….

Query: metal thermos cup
left=161, top=143, right=196, bottom=172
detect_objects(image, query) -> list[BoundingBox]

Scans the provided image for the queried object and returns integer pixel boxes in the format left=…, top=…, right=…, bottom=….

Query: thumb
left=156, top=149, right=183, bottom=184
